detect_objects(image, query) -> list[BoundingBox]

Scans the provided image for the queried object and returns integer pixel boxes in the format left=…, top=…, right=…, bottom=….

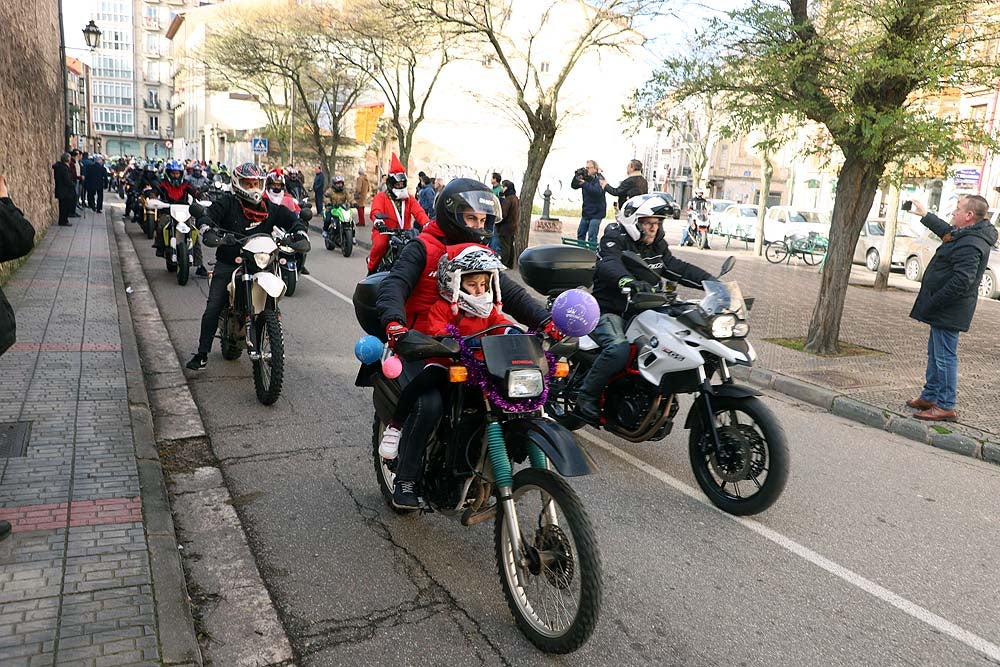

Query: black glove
left=630, top=280, right=654, bottom=294
left=221, top=233, right=238, bottom=246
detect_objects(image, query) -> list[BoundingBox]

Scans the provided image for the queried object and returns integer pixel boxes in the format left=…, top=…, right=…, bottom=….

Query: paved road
left=121, top=205, right=1000, bottom=666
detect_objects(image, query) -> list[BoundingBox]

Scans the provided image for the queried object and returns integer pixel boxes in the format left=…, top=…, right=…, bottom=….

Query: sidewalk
left=0, top=209, right=199, bottom=666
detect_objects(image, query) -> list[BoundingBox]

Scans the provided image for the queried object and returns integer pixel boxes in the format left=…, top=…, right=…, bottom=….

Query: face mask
left=266, top=190, right=283, bottom=204
left=458, top=290, right=494, bottom=318
left=392, top=188, right=408, bottom=199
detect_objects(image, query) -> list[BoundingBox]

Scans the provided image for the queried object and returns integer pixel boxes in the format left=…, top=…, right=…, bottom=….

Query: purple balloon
left=552, top=289, right=599, bottom=337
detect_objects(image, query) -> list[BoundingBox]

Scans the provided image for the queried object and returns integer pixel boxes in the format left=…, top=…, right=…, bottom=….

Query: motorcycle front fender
left=251, top=271, right=286, bottom=313
left=683, top=383, right=761, bottom=429
left=503, top=418, right=598, bottom=477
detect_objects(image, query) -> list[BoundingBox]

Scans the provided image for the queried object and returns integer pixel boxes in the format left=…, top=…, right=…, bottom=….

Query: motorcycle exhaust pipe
left=461, top=504, right=497, bottom=526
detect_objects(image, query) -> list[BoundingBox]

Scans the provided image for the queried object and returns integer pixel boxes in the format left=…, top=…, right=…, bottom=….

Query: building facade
left=66, top=57, right=95, bottom=152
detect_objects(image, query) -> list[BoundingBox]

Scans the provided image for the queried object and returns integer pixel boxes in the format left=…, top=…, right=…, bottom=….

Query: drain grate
left=0, top=421, right=31, bottom=458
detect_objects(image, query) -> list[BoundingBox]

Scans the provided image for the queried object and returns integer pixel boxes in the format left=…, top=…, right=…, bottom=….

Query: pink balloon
left=382, top=354, right=403, bottom=379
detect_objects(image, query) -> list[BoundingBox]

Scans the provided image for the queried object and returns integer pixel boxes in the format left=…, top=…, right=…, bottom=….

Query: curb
left=107, top=215, right=204, bottom=666
left=729, top=365, right=1000, bottom=466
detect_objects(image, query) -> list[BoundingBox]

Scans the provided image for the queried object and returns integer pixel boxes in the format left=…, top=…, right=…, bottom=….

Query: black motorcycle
left=370, top=214, right=418, bottom=274
left=275, top=203, right=312, bottom=297
left=354, top=276, right=603, bottom=654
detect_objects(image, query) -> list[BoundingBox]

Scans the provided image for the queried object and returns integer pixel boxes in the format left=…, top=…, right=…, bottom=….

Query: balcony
left=142, top=17, right=161, bottom=31
left=142, top=99, right=161, bottom=110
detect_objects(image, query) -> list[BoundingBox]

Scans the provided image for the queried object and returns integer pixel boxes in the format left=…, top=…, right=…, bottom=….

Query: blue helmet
left=165, top=159, right=184, bottom=186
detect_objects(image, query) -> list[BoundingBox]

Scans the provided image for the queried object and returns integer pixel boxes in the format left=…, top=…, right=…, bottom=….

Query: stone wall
left=0, top=0, right=65, bottom=280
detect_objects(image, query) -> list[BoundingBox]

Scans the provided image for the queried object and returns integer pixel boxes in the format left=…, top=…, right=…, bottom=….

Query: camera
left=901, top=200, right=913, bottom=212
left=574, top=166, right=588, bottom=180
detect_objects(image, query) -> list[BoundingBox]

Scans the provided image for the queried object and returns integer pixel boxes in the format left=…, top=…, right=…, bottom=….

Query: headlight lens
left=253, top=252, right=272, bottom=269
left=709, top=314, right=738, bottom=338
left=508, top=369, right=544, bottom=398
left=733, top=321, right=750, bottom=337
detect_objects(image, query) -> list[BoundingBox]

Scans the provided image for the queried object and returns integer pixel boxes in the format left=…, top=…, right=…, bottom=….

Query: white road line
left=576, top=429, right=1000, bottom=663
left=302, top=274, right=354, bottom=306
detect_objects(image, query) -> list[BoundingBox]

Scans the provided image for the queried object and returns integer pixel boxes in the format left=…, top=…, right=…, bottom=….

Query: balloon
left=354, top=335, right=383, bottom=364
left=551, top=289, right=599, bottom=337
left=382, top=354, right=402, bottom=379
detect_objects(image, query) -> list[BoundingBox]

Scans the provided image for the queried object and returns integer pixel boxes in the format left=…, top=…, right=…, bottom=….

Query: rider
left=264, top=168, right=311, bottom=275
left=322, top=175, right=350, bottom=236
left=185, top=162, right=299, bottom=370
left=682, top=189, right=710, bottom=247
left=126, top=161, right=159, bottom=221
left=285, top=165, right=306, bottom=201
left=154, top=160, right=208, bottom=277
left=575, top=193, right=715, bottom=423
left=186, top=163, right=210, bottom=193
left=375, top=178, right=557, bottom=509
left=367, top=154, right=429, bottom=273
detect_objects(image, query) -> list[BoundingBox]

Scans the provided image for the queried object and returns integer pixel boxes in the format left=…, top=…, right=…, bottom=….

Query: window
left=94, top=108, right=133, bottom=133
left=148, top=116, right=159, bottom=132
left=96, top=0, right=131, bottom=23
left=540, top=62, right=550, bottom=73
left=93, top=54, right=132, bottom=79
left=93, top=81, right=133, bottom=106
left=145, top=34, right=161, bottom=56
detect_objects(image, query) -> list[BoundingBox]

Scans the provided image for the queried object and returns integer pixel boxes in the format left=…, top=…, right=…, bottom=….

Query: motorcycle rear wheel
left=371, top=414, right=417, bottom=515
left=342, top=228, right=354, bottom=257
left=219, top=308, right=242, bottom=361
left=176, top=240, right=190, bottom=286
left=144, top=214, right=155, bottom=240
left=251, top=310, right=284, bottom=405
left=495, top=468, right=602, bottom=654
left=688, top=395, right=789, bottom=515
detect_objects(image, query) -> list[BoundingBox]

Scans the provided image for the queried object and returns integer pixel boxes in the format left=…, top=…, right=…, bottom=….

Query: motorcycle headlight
left=733, top=321, right=750, bottom=337
left=253, top=252, right=272, bottom=269
left=507, top=369, right=544, bottom=398
left=709, top=314, right=738, bottom=338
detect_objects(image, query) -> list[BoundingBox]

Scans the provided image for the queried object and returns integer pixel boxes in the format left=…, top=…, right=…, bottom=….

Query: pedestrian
left=52, top=152, right=76, bottom=227
left=354, top=166, right=370, bottom=227
left=905, top=195, right=998, bottom=422
left=601, top=159, right=648, bottom=212
left=312, top=165, right=325, bottom=210
left=496, top=180, right=519, bottom=267
left=84, top=155, right=105, bottom=212
left=69, top=149, right=83, bottom=217
left=417, top=174, right=436, bottom=217
left=490, top=172, right=502, bottom=198
left=0, top=172, right=35, bottom=543
left=570, top=160, right=606, bottom=246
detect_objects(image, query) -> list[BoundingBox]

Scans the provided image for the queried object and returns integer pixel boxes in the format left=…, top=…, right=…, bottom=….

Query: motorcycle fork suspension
left=242, top=273, right=257, bottom=355
left=696, top=366, right=723, bottom=452
left=486, top=420, right=528, bottom=588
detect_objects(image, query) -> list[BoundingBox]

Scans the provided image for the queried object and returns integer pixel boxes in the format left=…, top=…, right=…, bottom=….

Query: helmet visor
left=446, top=190, right=502, bottom=227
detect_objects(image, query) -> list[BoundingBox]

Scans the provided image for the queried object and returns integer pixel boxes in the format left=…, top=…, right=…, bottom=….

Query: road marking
left=576, top=429, right=1000, bottom=663
left=302, top=274, right=354, bottom=306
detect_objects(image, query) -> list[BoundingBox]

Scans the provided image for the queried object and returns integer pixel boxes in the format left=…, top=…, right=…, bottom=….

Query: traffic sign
left=164, top=140, right=173, bottom=149
left=252, top=137, right=268, bottom=154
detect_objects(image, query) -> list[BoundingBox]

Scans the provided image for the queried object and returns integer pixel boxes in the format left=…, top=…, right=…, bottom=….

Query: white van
left=763, top=206, right=832, bottom=243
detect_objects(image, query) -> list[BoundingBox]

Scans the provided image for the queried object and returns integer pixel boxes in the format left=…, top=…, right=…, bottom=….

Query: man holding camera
left=571, top=160, right=606, bottom=246
left=905, top=195, right=997, bottom=422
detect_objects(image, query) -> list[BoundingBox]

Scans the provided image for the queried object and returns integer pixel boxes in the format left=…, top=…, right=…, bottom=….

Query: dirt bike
left=520, top=245, right=789, bottom=515
left=353, top=273, right=603, bottom=653
left=323, top=203, right=355, bottom=257
left=139, top=188, right=158, bottom=240
left=371, top=214, right=418, bottom=274
left=145, top=198, right=207, bottom=286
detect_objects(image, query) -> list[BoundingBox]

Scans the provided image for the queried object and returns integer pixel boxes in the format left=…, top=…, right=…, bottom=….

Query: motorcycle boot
left=297, top=252, right=310, bottom=275
left=575, top=313, right=630, bottom=424
left=392, top=480, right=420, bottom=510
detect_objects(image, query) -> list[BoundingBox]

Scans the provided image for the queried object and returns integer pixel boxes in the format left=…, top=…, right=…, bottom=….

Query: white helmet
left=436, top=245, right=505, bottom=318
left=620, top=193, right=672, bottom=241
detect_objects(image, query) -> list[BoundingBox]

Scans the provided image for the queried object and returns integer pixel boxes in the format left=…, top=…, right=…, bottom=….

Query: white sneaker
left=379, top=426, right=401, bottom=459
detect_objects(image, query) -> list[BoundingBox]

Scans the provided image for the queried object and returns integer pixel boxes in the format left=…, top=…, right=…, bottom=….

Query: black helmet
left=434, top=178, right=501, bottom=244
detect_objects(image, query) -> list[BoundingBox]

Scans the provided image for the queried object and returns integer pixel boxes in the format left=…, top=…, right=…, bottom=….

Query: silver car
left=902, top=227, right=1000, bottom=299
left=852, top=219, right=921, bottom=272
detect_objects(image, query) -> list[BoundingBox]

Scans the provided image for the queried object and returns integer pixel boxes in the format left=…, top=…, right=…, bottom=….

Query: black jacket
left=52, top=161, right=75, bottom=200
left=593, top=222, right=714, bottom=315
left=197, top=193, right=299, bottom=266
left=83, top=160, right=106, bottom=191
left=603, top=174, right=648, bottom=210
left=376, top=236, right=549, bottom=331
left=571, top=173, right=607, bottom=219
left=910, top=213, right=998, bottom=332
left=0, top=198, right=37, bottom=355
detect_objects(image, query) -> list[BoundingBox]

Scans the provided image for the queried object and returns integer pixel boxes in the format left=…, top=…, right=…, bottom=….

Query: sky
left=61, top=0, right=99, bottom=65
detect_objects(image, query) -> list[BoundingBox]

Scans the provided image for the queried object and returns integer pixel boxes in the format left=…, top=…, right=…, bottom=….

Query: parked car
left=852, top=219, right=921, bottom=272
left=763, top=206, right=832, bottom=243
left=902, top=228, right=1000, bottom=299
left=715, top=204, right=760, bottom=240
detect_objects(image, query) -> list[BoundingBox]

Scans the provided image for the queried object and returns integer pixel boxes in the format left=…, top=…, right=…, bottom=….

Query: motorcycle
left=687, top=207, right=711, bottom=250
left=139, top=187, right=158, bottom=240
left=202, top=222, right=307, bottom=405
left=521, top=245, right=789, bottom=515
left=353, top=274, right=603, bottom=654
left=323, top=203, right=355, bottom=257
left=371, top=214, right=418, bottom=273
left=275, top=204, right=313, bottom=297
left=145, top=198, right=209, bottom=286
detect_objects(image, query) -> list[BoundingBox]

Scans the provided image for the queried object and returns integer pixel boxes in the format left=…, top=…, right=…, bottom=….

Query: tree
left=199, top=4, right=373, bottom=177
left=413, top=0, right=668, bottom=264
left=651, top=0, right=1000, bottom=354
left=340, top=1, right=454, bottom=168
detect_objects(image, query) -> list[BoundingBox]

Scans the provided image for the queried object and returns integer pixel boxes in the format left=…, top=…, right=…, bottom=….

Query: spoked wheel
left=342, top=228, right=354, bottom=257
left=251, top=310, right=284, bottom=405
left=765, top=241, right=789, bottom=264
left=371, top=415, right=416, bottom=514
left=801, top=245, right=824, bottom=266
left=688, top=396, right=789, bottom=515
left=495, top=468, right=602, bottom=654
left=219, top=307, right=242, bottom=361
left=176, top=239, right=190, bottom=285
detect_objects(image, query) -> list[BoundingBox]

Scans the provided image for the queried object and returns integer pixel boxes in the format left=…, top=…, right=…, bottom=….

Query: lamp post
left=58, top=14, right=102, bottom=150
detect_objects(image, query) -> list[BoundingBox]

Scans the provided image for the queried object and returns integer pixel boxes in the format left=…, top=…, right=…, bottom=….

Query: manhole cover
left=798, top=370, right=880, bottom=390
left=0, top=421, right=31, bottom=458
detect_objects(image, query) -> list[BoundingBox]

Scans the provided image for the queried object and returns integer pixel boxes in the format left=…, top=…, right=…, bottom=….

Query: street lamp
left=83, top=20, right=102, bottom=50
left=59, top=16, right=103, bottom=150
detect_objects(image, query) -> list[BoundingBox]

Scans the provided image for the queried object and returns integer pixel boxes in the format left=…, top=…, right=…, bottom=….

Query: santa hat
left=388, top=153, right=405, bottom=175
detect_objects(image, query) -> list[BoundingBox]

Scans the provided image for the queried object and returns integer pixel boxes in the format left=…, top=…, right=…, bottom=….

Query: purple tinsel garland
left=445, top=324, right=556, bottom=413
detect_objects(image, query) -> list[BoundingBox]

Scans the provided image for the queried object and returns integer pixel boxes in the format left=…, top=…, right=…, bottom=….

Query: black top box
left=518, top=245, right=596, bottom=296
left=353, top=271, right=387, bottom=339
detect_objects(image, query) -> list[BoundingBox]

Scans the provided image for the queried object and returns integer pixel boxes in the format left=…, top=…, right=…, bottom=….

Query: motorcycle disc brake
left=709, top=425, right=755, bottom=482
left=533, top=524, right=575, bottom=590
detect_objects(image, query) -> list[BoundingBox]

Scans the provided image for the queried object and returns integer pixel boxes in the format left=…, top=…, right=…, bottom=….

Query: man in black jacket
left=905, top=195, right=998, bottom=422
left=0, top=174, right=36, bottom=542
left=185, top=162, right=298, bottom=370
left=601, top=159, right=648, bottom=211
left=576, top=193, right=714, bottom=423
left=53, top=153, right=76, bottom=227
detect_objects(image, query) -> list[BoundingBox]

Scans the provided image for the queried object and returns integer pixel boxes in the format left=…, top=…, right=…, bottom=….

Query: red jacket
left=266, top=191, right=301, bottom=213
left=157, top=181, right=198, bottom=205
left=369, top=191, right=428, bottom=230
left=425, top=300, right=512, bottom=337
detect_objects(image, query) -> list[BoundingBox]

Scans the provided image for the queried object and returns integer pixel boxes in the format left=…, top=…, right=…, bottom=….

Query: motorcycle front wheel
left=688, top=395, right=789, bottom=515
left=495, top=468, right=602, bottom=654
left=341, top=228, right=354, bottom=257
left=282, top=266, right=297, bottom=297
left=144, top=214, right=155, bottom=240
left=251, top=309, right=284, bottom=405
left=176, top=239, right=190, bottom=286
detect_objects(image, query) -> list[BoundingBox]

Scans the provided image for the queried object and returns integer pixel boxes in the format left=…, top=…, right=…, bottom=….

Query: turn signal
left=554, top=361, right=569, bottom=378
left=449, top=366, right=468, bottom=383
left=234, top=256, right=243, bottom=264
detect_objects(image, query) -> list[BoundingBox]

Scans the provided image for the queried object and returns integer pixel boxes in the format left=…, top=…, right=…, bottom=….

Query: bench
left=561, top=237, right=598, bottom=252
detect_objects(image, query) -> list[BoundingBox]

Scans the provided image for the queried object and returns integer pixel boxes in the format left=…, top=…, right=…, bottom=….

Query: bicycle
left=764, top=231, right=828, bottom=266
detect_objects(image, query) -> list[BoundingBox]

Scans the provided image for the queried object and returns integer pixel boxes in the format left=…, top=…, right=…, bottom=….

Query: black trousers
left=86, top=187, right=103, bottom=211
left=578, top=313, right=630, bottom=402
left=394, top=363, right=448, bottom=483
left=57, top=196, right=75, bottom=226
left=498, top=235, right=515, bottom=267
left=197, top=262, right=237, bottom=356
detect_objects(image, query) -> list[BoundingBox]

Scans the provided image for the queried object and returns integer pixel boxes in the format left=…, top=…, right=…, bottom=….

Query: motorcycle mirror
left=621, top=251, right=662, bottom=285
left=189, top=202, right=205, bottom=219
left=719, top=256, right=736, bottom=277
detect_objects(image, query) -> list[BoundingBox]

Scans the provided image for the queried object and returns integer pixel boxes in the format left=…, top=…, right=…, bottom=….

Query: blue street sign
left=252, top=137, right=268, bottom=154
